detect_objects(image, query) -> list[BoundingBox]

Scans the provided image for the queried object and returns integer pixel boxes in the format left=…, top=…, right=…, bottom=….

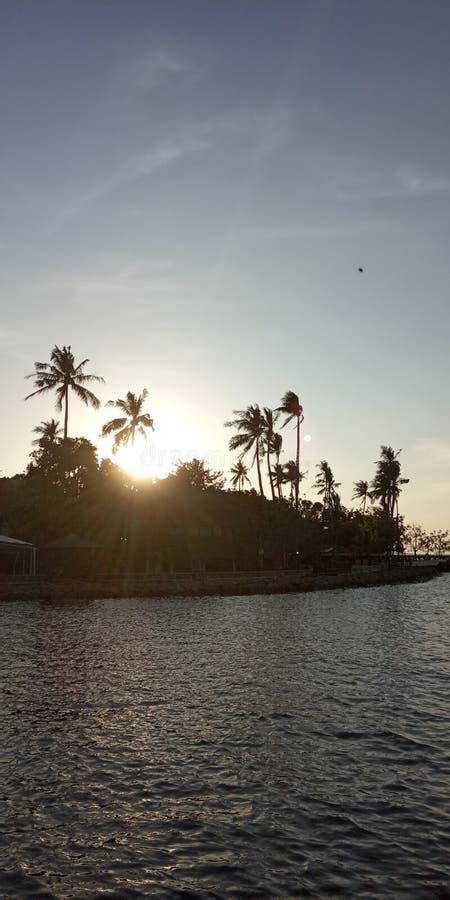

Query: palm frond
left=72, top=384, right=101, bottom=408
left=101, top=417, right=127, bottom=437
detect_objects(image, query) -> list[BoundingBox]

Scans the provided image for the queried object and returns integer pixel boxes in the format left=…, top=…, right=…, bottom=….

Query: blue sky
left=1, top=0, right=449, bottom=527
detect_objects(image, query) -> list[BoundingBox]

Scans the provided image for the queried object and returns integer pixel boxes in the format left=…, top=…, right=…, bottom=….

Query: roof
left=0, top=534, right=34, bottom=548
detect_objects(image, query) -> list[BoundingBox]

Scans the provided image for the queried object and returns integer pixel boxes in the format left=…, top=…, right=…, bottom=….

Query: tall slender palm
left=230, top=461, right=251, bottom=492
left=371, top=446, right=409, bottom=521
left=225, top=404, right=266, bottom=497
left=272, top=432, right=283, bottom=499
left=262, top=407, right=279, bottom=500
left=277, top=391, right=304, bottom=511
left=315, top=460, right=341, bottom=516
left=352, top=479, right=372, bottom=514
left=101, top=389, right=154, bottom=454
left=32, top=418, right=62, bottom=446
left=282, top=460, right=299, bottom=505
left=25, top=345, right=104, bottom=440
left=271, top=463, right=285, bottom=500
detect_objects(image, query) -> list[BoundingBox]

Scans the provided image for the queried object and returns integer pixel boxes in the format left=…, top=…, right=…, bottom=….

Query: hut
left=0, top=534, right=37, bottom=577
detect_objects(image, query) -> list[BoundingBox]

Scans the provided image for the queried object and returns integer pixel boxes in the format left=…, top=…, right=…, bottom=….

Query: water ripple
left=1, top=576, right=450, bottom=897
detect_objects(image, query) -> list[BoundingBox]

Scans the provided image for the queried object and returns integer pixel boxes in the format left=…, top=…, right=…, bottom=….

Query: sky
left=1, top=0, right=449, bottom=528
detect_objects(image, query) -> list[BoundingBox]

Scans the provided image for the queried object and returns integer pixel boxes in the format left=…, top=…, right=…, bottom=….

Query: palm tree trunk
left=267, top=446, right=275, bottom=500
left=295, top=415, right=300, bottom=511
left=255, top=440, right=265, bottom=497
left=276, top=453, right=282, bottom=499
left=64, top=389, right=69, bottom=440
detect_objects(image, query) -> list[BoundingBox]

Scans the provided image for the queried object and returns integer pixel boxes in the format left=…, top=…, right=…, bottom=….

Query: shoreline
left=0, top=564, right=444, bottom=602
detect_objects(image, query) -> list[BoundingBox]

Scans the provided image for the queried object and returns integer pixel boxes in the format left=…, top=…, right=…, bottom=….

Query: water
left=1, top=576, right=449, bottom=898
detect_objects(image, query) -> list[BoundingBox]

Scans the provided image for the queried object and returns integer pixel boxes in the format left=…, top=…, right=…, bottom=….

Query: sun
left=98, top=407, right=200, bottom=480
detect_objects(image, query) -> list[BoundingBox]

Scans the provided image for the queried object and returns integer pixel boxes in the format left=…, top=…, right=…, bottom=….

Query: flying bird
left=358, top=267, right=364, bottom=273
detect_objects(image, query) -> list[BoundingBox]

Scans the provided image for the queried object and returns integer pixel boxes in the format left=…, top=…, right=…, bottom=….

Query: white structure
left=0, top=534, right=36, bottom=576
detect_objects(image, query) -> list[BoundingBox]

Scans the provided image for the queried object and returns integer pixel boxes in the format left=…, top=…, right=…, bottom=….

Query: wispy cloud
left=45, top=257, right=183, bottom=305
left=125, top=50, right=184, bottom=92
left=50, top=132, right=211, bottom=232
left=397, top=166, right=450, bottom=196
left=244, top=218, right=399, bottom=243
left=49, top=104, right=292, bottom=233
left=335, top=166, right=450, bottom=201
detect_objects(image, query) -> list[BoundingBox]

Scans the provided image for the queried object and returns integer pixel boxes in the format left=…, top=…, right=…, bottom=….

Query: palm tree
left=225, top=404, right=266, bottom=497
left=262, top=407, right=279, bottom=500
left=277, top=391, right=304, bottom=511
left=352, top=479, right=372, bottom=514
left=272, top=461, right=284, bottom=500
left=315, top=460, right=341, bottom=516
left=32, top=418, right=62, bottom=446
left=272, top=432, right=283, bottom=499
left=282, top=460, right=298, bottom=505
left=101, top=389, right=154, bottom=454
left=25, top=345, right=104, bottom=440
left=282, top=461, right=307, bottom=506
left=371, top=446, right=409, bottom=522
left=230, top=461, right=251, bottom=491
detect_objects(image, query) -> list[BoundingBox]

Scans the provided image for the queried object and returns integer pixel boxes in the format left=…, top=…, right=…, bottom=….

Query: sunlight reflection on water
left=1, top=577, right=449, bottom=897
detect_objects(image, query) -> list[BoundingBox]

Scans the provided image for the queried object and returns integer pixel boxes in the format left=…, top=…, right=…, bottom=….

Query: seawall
left=0, top=564, right=440, bottom=602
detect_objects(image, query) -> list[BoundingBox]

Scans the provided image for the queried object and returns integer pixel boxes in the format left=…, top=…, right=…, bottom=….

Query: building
left=0, top=534, right=37, bottom=577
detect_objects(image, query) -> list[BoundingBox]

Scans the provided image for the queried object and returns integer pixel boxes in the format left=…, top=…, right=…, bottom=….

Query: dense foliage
left=2, top=343, right=444, bottom=578
left=1, top=442, right=404, bottom=578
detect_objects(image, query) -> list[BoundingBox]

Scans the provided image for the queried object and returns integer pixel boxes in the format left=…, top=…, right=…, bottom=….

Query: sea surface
left=1, top=576, right=450, bottom=898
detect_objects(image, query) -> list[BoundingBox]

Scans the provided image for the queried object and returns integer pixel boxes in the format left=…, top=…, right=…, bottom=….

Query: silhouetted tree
left=429, top=529, right=450, bottom=554
left=225, top=405, right=266, bottom=497
left=25, top=345, right=104, bottom=440
left=282, top=461, right=307, bottom=507
left=315, top=460, right=341, bottom=516
left=371, top=446, right=409, bottom=522
left=352, top=479, right=372, bottom=514
left=101, top=389, right=154, bottom=453
left=27, top=437, right=99, bottom=496
left=271, top=432, right=283, bottom=499
left=403, top=523, right=428, bottom=556
left=262, top=407, right=279, bottom=500
left=230, top=461, right=251, bottom=491
left=32, top=418, right=62, bottom=446
left=171, top=458, right=225, bottom=490
left=272, top=462, right=284, bottom=500
left=277, top=391, right=304, bottom=511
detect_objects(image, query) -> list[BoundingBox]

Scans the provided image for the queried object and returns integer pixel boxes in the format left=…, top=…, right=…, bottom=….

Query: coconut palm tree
left=282, top=460, right=298, bottom=505
left=32, top=418, right=62, bottom=446
left=262, top=407, right=279, bottom=500
left=282, top=461, right=307, bottom=506
left=25, top=345, right=104, bottom=440
left=230, top=460, right=251, bottom=491
left=315, top=460, right=341, bottom=516
left=371, top=446, right=409, bottom=522
left=352, top=479, right=372, bottom=514
left=225, top=404, right=266, bottom=497
left=101, top=389, right=154, bottom=454
left=272, top=462, right=284, bottom=500
left=272, top=432, right=283, bottom=499
left=277, top=390, right=304, bottom=511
